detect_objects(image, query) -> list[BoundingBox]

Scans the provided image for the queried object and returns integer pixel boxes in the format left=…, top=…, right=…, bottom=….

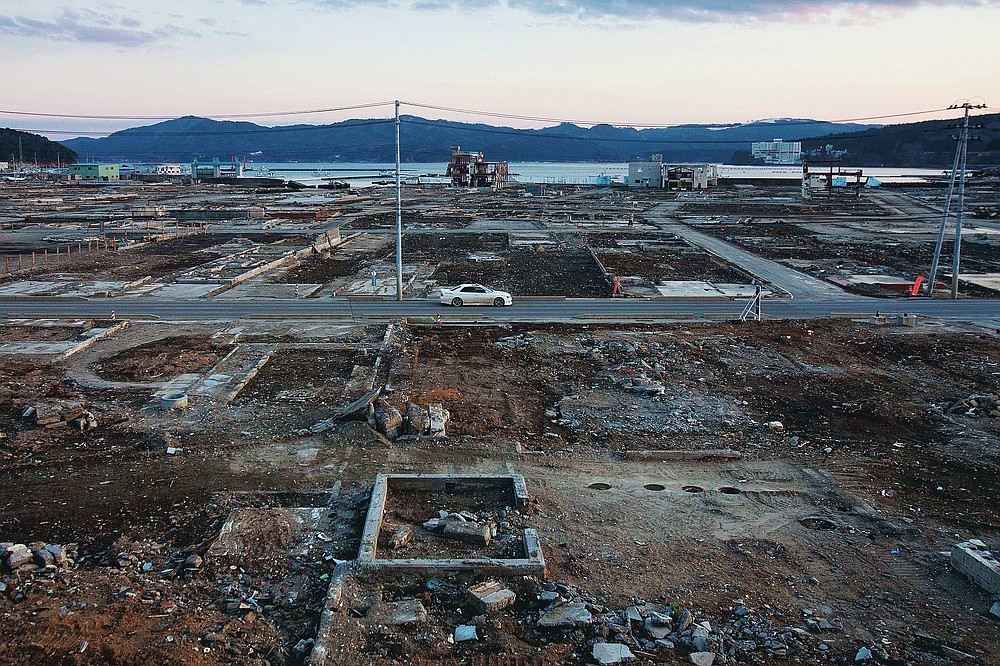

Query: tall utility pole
left=394, top=100, right=403, bottom=301
left=926, top=100, right=986, bottom=298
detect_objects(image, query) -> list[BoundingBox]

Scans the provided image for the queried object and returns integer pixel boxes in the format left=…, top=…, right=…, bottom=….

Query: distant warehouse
left=751, top=139, right=802, bottom=164
left=68, top=163, right=119, bottom=181
left=627, top=156, right=718, bottom=190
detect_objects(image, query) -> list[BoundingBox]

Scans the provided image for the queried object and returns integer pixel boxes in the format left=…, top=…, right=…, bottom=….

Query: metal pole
left=395, top=100, right=403, bottom=301
left=926, top=131, right=963, bottom=295
left=951, top=105, right=971, bottom=299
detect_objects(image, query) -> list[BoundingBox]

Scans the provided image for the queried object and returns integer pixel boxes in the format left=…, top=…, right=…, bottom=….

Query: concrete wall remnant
left=951, top=539, right=1000, bottom=594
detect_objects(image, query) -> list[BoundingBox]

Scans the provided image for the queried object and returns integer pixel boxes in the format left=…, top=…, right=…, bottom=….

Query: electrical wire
left=400, top=101, right=969, bottom=129
left=0, top=101, right=395, bottom=121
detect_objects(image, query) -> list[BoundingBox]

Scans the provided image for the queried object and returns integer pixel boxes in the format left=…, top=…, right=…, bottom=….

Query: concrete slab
left=655, top=282, right=765, bottom=299
left=951, top=540, right=1000, bottom=594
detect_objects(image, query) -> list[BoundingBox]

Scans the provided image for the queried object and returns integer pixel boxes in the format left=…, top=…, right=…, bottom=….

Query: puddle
left=718, top=486, right=742, bottom=495
left=644, top=483, right=666, bottom=491
left=588, top=482, right=612, bottom=490
left=681, top=485, right=705, bottom=493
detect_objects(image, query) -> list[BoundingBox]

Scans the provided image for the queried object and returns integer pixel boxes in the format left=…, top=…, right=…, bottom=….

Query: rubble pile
left=23, top=402, right=98, bottom=432
left=941, top=394, right=1000, bottom=418
left=2, top=541, right=77, bottom=574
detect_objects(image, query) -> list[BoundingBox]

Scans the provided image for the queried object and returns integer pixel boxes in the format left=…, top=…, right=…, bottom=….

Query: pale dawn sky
left=1, top=0, right=998, bottom=136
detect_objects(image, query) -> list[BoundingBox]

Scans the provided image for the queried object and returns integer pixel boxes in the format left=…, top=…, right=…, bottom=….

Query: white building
left=751, top=139, right=802, bottom=164
left=627, top=160, right=664, bottom=187
left=665, top=164, right=719, bottom=190
left=133, top=163, right=183, bottom=176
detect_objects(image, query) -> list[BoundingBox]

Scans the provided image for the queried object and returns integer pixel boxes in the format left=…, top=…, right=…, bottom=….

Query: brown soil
left=598, top=250, right=752, bottom=283
left=270, top=256, right=362, bottom=284
left=92, top=336, right=231, bottom=382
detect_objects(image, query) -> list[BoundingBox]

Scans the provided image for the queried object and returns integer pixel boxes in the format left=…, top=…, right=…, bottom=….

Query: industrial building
left=801, top=160, right=865, bottom=199
left=446, top=147, right=509, bottom=190
left=191, top=157, right=244, bottom=180
left=68, top=164, right=120, bottom=181
left=751, top=139, right=802, bottom=164
left=134, top=163, right=183, bottom=176
left=665, top=164, right=719, bottom=190
left=627, top=157, right=718, bottom=190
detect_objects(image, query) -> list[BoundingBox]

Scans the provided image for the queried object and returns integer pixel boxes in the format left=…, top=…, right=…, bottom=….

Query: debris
left=991, top=601, right=1000, bottom=619
left=375, top=405, right=403, bottom=438
left=856, top=646, right=873, bottom=661
left=689, top=652, right=716, bottom=666
left=950, top=539, right=1000, bottom=594
left=442, top=521, right=491, bottom=546
left=592, top=642, right=635, bottom=664
left=537, top=601, right=593, bottom=628
left=427, top=403, right=450, bottom=438
left=454, top=625, right=478, bottom=642
left=366, top=599, right=428, bottom=626
left=387, top=525, right=414, bottom=550
left=466, top=580, right=516, bottom=614
left=405, top=403, right=430, bottom=436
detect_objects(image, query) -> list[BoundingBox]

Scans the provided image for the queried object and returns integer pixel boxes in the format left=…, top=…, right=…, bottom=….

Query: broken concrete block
left=950, top=539, right=1000, bottom=594
left=592, top=643, right=635, bottom=665
left=366, top=599, right=428, bottom=626
left=454, top=625, right=478, bottom=642
left=406, top=403, right=429, bottom=436
left=428, top=403, right=449, bottom=438
left=644, top=618, right=671, bottom=639
left=537, top=601, right=592, bottom=628
left=442, top=521, right=491, bottom=546
left=387, top=525, right=414, bottom=550
left=689, top=653, right=716, bottom=666
left=766, top=421, right=784, bottom=432
left=466, top=580, right=516, bottom=614
left=43, top=544, right=68, bottom=566
left=375, top=406, right=403, bottom=439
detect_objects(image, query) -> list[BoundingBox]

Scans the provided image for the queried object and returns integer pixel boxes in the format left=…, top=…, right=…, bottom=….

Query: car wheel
left=451, top=297, right=463, bottom=307
left=493, top=297, right=505, bottom=307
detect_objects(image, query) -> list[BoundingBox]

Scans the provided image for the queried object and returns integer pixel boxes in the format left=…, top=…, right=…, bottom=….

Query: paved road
left=646, top=206, right=854, bottom=301
left=3, top=296, right=998, bottom=326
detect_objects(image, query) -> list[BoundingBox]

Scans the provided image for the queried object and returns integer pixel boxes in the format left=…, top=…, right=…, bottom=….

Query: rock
left=442, top=521, right=491, bottom=546
left=537, top=601, right=593, bottom=628
left=648, top=611, right=672, bottom=627
left=624, top=606, right=643, bottom=623
left=678, top=609, right=694, bottom=631
left=855, top=647, right=873, bottom=661
left=0, top=581, right=7, bottom=593
left=644, top=618, right=671, bottom=639
left=766, top=421, right=784, bottom=432
left=466, top=580, right=516, bottom=614
left=33, top=549, right=55, bottom=567
left=5, top=544, right=32, bottom=569
left=184, top=554, right=203, bottom=570
left=387, top=525, right=414, bottom=550
left=366, top=599, right=428, bottom=626
left=689, top=652, right=716, bottom=666
left=540, top=591, right=560, bottom=603
left=43, top=544, right=68, bottom=566
left=592, top=642, right=635, bottom=664
left=293, top=638, right=314, bottom=655
left=655, top=639, right=675, bottom=650
left=454, top=625, right=478, bottom=642
left=693, top=636, right=710, bottom=652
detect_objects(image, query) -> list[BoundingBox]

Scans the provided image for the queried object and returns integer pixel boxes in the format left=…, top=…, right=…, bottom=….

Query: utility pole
left=395, top=100, right=403, bottom=301
left=926, top=100, right=986, bottom=298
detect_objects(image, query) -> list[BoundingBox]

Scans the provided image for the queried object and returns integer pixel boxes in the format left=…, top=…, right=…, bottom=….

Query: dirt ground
left=92, top=335, right=232, bottom=382
left=2, top=319, right=999, bottom=664
left=270, top=255, right=363, bottom=285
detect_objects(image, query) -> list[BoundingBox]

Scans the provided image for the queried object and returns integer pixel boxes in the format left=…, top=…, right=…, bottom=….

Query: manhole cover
left=644, top=483, right=666, bottom=491
left=718, top=486, right=741, bottom=495
left=588, top=482, right=612, bottom=490
left=681, top=485, right=705, bottom=493
left=799, top=516, right=837, bottom=530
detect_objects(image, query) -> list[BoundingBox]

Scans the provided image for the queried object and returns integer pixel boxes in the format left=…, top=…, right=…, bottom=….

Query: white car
left=440, top=284, right=513, bottom=307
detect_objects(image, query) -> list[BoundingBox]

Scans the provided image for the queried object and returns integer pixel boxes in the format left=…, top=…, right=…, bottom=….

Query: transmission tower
left=927, top=100, right=987, bottom=298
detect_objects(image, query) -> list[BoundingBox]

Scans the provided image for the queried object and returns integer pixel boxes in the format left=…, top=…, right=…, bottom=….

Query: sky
left=1, top=0, right=998, bottom=138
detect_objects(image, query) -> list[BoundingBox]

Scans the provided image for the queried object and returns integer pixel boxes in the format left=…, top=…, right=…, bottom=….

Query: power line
left=0, top=101, right=395, bottom=121
left=400, top=118, right=975, bottom=145
left=400, top=101, right=966, bottom=129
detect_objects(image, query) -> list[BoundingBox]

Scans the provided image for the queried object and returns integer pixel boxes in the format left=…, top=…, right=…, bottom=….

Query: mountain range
left=59, top=112, right=1000, bottom=167
left=63, top=115, right=873, bottom=164
left=1, top=129, right=78, bottom=167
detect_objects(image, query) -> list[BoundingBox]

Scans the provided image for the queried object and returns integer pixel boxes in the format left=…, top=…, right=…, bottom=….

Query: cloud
left=0, top=8, right=199, bottom=46
left=290, top=0, right=996, bottom=22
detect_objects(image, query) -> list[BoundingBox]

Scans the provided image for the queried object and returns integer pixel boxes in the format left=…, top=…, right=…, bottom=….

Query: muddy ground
left=435, top=247, right=611, bottom=297
left=92, top=335, right=232, bottom=382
